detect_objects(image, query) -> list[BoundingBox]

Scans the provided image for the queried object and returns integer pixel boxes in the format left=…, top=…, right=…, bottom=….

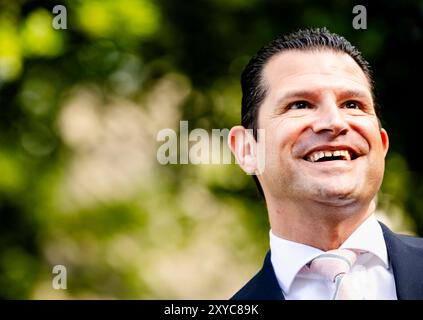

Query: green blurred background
left=0, top=0, right=421, bottom=299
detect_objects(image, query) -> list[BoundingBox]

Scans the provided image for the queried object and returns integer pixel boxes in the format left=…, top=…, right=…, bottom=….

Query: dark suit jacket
left=231, top=223, right=423, bottom=300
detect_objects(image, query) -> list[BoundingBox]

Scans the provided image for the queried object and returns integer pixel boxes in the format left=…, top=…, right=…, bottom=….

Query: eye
left=289, top=101, right=311, bottom=110
left=343, top=101, right=361, bottom=109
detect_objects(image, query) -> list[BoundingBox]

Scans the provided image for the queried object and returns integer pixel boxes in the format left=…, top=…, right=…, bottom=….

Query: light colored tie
left=301, top=249, right=364, bottom=300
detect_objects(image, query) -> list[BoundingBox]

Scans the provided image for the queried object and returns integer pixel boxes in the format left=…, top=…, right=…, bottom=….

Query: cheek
left=265, top=121, right=305, bottom=160
left=348, top=118, right=381, bottom=149
left=347, top=116, right=380, bottom=135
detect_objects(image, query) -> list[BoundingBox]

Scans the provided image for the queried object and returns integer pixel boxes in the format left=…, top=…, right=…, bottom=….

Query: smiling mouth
left=303, top=149, right=358, bottom=162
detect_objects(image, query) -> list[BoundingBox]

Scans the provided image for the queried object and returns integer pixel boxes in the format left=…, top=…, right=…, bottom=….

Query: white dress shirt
left=270, top=214, right=397, bottom=299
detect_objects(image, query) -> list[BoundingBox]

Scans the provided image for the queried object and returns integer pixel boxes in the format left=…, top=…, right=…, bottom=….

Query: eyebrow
left=274, top=88, right=373, bottom=108
left=337, top=89, right=373, bottom=102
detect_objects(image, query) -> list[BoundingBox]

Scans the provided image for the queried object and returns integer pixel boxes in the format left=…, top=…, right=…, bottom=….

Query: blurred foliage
left=0, top=0, right=421, bottom=299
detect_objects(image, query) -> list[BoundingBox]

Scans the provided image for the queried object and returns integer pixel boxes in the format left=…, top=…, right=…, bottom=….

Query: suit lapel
left=380, top=223, right=423, bottom=299
left=234, top=224, right=423, bottom=300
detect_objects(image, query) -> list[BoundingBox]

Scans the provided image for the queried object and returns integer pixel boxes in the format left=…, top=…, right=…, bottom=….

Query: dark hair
left=240, top=28, right=378, bottom=198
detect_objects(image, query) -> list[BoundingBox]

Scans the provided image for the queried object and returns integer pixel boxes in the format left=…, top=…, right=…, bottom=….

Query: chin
left=310, top=185, right=358, bottom=206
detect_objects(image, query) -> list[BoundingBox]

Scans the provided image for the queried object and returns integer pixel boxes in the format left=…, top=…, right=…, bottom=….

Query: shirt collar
left=270, top=230, right=324, bottom=294
left=269, top=213, right=389, bottom=294
left=340, top=214, right=389, bottom=268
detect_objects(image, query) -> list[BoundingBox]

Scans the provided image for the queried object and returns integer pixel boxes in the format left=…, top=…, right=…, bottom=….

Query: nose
left=311, top=102, right=349, bottom=136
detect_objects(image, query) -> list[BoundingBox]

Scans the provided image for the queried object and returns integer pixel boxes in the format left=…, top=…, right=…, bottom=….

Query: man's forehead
left=262, top=49, right=370, bottom=91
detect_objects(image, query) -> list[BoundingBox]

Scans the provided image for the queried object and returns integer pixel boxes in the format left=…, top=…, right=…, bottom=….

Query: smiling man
left=229, top=28, right=423, bottom=300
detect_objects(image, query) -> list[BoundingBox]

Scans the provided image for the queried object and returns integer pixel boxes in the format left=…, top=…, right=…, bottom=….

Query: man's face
left=256, top=50, right=389, bottom=206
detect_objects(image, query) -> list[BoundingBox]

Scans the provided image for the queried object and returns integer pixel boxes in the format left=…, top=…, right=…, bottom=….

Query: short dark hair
left=240, top=28, right=378, bottom=198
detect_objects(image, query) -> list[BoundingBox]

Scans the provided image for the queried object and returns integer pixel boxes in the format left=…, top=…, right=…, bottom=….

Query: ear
left=228, top=126, right=258, bottom=175
left=380, top=128, right=389, bottom=157
left=370, top=196, right=377, bottom=212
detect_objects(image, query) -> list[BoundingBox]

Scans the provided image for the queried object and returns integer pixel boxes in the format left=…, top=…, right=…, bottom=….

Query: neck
left=268, top=198, right=375, bottom=251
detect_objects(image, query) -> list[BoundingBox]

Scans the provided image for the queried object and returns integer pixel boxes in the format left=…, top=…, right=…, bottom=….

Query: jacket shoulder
left=394, top=233, right=423, bottom=250
left=230, top=251, right=284, bottom=300
left=380, top=222, right=423, bottom=248
left=231, top=268, right=266, bottom=300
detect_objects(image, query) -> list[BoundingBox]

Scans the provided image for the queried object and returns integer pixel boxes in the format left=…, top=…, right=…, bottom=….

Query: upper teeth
left=307, top=150, right=351, bottom=162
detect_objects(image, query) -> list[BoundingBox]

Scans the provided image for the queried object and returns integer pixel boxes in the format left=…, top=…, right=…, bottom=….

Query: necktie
left=301, top=248, right=363, bottom=300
